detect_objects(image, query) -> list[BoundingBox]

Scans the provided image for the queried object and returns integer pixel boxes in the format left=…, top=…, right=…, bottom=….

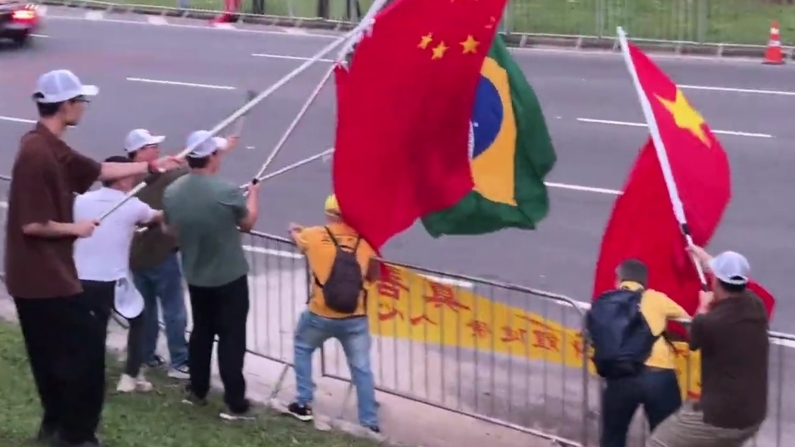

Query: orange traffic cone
left=763, top=22, right=785, bottom=65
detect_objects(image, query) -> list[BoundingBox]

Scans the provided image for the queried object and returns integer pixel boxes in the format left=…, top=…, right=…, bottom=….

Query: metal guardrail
left=39, top=0, right=795, bottom=59
left=0, top=172, right=793, bottom=445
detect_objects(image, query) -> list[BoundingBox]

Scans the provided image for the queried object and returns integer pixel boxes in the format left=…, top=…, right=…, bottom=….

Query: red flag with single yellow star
left=592, top=41, right=773, bottom=325
left=332, top=0, right=507, bottom=250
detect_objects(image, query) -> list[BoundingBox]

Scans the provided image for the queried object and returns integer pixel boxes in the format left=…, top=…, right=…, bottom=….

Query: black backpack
left=314, top=227, right=365, bottom=314
left=586, top=288, right=659, bottom=379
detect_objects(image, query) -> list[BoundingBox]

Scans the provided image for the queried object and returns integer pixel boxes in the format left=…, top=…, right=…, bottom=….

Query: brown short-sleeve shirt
left=5, top=123, right=102, bottom=299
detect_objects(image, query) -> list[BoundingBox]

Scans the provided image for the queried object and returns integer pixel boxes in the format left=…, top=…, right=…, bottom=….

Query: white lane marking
left=126, top=77, right=236, bottom=90
left=44, top=14, right=335, bottom=39
left=284, top=28, right=309, bottom=35
left=680, top=84, right=795, bottom=97
left=211, top=22, right=236, bottom=30
left=147, top=16, right=169, bottom=25
left=0, top=116, right=36, bottom=124
left=85, top=11, right=104, bottom=21
left=251, top=53, right=333, bottom=63
left=30, top=33, right=48, bottom=38
left=577, top=118, right=774, bottom=139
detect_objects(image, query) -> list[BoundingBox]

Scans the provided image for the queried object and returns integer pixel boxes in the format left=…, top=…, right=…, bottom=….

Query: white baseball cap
left=709, top=251, right=750, bottom=286
left=33, top=69, right=99, bottom=104
left=124, top=129, right=166, bottom=153
left=185, top=130, right=227, bottom=159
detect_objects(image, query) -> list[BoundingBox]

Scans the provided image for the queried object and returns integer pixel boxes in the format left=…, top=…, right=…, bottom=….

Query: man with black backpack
left=587, top=259, right=690, bottom=447
left=287, top=194, right=381, bottom=433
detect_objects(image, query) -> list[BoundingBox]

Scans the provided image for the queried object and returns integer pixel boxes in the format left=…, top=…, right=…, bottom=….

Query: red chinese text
left=531, top=329, right=560, bottom=352
left=410, top=313, right=437, bottom=326
left=466, top=319, right=491, bottom=338
left=377, top=303, right=404, bottom=322
left=500, top=326, right=528, bottom=344
left=376, top=265, right=409, bottom=301
left=424, top=282, right=470, bottom=312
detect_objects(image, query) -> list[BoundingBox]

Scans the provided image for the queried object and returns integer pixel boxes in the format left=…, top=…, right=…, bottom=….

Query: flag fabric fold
left=421, top=36, right=557, bottom=237
left=593, top=39, right=773, bottom=323
left=332, top=0, right=508, bottom=250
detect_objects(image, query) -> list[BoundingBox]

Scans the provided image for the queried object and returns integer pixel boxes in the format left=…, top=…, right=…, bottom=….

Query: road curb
left=38, top=0, right=793, bottom=61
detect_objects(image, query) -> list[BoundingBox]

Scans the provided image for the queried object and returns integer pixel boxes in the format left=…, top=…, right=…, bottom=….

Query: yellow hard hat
left=324, top=194, right=340, bottom=215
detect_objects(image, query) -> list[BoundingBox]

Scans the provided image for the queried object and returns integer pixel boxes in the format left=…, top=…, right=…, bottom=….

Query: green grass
left=0, top=320, right=378, bottom=447
left=72, top=0, right=795, bottom=46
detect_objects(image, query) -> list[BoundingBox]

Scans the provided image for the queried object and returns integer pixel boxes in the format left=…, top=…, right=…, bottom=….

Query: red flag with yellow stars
left=593, top=42, right=740, bottom=323
left=333, top=0, right=508, bottom=250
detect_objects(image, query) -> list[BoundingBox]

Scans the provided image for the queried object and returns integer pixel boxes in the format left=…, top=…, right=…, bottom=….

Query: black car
left=0, top=1, right=40, bottom=46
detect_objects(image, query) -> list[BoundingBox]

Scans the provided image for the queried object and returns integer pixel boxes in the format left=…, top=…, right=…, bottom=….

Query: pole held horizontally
left=616, top=27, right=708, bottom=288
left=97, top=16, right=378, bottom=222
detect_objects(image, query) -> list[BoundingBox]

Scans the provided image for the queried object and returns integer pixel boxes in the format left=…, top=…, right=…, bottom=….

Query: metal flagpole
left=616, top=26, right=708, bottom=288
left=98, top=0, right=385, bottom=222
left=245, top=0, right=383, bottom=186
left=246, top=148, right=334, bottom=187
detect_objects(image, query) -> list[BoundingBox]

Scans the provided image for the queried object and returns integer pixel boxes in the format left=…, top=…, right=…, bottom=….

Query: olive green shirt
left=129, top=167, right=188, bottom=271
left=162, top=173, right=249, bottom=288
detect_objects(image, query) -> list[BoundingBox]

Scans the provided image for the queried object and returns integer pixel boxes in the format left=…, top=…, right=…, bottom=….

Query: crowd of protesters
left=4, top=68, right=771, bottom=447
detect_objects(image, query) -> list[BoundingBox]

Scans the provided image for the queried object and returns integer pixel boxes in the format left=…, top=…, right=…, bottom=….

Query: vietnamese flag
left=333, top=0, right=508, bottom=250
left=592, top=34, right=775, bottom=323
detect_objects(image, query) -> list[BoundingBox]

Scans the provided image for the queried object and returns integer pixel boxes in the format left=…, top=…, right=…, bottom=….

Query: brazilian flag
left=421, top=36, right=557, bottom=237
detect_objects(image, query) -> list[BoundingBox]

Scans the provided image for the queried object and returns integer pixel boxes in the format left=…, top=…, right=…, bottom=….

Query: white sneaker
left=116, top=374, right=137, bottom=393
left=168, top=364, right=190, bottom=380
left=135, top=373, right=153, bottom=392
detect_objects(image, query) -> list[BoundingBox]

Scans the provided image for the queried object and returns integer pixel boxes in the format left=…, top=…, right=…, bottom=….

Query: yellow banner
left=366, top=265, right=702, bottom=399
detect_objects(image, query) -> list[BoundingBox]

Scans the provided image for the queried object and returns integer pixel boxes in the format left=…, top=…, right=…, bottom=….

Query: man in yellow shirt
left=287, top=194, right=380, bottom=433
left=590, top=259, right=690, bottom=447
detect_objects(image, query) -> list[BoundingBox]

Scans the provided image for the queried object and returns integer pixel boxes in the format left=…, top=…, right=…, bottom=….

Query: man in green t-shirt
left=163, top=130, right=259, bottom=420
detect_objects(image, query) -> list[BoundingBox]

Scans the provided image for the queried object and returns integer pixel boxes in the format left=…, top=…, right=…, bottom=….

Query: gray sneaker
left=168, top=364, right=190, bottom=380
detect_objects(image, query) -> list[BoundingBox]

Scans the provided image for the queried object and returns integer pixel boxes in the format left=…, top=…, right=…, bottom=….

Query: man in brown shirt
left=6, top=69, right=182, bottom=447
left=646, top=247, right=768, bottom=447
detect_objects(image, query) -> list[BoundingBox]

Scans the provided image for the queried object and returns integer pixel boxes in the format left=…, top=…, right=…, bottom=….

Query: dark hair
left=34, top=93, right=63, bottom=118
left=101, top=156, right=131, bottom=187
left=717, top=279, right=746, bottom=294
left=187, top=153, right=215, bottom=169
left=616, top=258, right=649, bottom=287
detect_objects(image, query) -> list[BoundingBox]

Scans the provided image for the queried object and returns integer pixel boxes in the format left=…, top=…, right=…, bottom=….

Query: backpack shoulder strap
left=324, top=226, right=340, bottom=248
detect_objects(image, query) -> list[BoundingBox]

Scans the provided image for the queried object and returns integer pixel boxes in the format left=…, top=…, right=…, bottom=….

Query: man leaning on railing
left=645, top=246, right=769, bottom=447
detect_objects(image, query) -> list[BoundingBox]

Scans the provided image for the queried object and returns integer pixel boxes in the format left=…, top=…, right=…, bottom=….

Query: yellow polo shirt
left=292, top=222, right=376, bottom=319
left=619, top=281, right=690, bottom=369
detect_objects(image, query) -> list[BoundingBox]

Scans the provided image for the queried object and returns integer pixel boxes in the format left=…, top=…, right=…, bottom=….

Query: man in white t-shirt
left=73, top=155, right=163, bottom=393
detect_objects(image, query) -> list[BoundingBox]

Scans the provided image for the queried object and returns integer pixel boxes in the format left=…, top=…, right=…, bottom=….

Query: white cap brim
left=213, top=137, right=228, bottom=150
left=80, top=85, right=99, bottom=97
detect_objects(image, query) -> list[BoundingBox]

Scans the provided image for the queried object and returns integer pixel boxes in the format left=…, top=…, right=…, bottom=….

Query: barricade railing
left=1, top=171, right=794, bottom=445
left=42, top=0, right=795, bottom=49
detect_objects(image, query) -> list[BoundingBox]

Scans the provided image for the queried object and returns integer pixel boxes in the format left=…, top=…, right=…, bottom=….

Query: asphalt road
left=2, top=10, right=795, bottom=446
left=2, top=11, right=794, bottom=332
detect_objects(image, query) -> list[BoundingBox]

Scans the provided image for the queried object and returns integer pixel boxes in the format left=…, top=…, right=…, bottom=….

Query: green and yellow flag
left=421, top=36, right=557, bottom=237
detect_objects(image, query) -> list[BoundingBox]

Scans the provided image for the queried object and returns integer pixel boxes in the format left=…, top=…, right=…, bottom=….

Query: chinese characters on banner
left=366, top=264, right=703, bottom=400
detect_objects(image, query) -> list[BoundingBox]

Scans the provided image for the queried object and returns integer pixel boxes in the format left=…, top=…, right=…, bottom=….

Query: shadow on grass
left=0, top=320, right=379, bottom=447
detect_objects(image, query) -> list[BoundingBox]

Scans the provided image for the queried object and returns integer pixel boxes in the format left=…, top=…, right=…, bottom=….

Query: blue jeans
left=293, top=310, right=377, bottom=428
left=132, top=253, right=188, bottom=368
left=601, top=368, right=682, bottom=447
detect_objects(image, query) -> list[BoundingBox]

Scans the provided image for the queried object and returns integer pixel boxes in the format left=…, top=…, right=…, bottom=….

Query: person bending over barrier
left=287, top=194, right=381, bottom=433
left=162, top=130, right=258, bottom=421
left=646, top=248, right=768, bottom=447
left=73, top=155, right=164, bottom=394
left=588, top=259, right=690, bottom=447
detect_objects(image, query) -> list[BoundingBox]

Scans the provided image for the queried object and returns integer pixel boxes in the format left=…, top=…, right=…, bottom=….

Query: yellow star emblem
left=431, top=41, right=448, bottom=60
left=460, top=35, right=479, bottom=54
left=656, top=90, right=711, bottom=147
left=418, top=33, right=433, bottom=50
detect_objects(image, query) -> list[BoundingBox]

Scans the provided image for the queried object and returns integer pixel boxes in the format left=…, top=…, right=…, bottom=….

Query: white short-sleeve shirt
left=73, top=187, right=158, bottom=282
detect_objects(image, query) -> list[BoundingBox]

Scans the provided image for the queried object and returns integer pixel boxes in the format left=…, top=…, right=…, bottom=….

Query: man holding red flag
left=592, top=31, right=775, bottom=320
left=332, top=0, right=508, bottom=250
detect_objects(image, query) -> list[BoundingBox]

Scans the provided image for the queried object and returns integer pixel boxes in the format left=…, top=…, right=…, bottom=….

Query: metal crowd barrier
left=0, top=173, right=794, bottom=446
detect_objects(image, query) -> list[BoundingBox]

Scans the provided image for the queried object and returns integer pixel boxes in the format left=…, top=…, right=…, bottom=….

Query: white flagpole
left=616, top=26, right=708, bottom=288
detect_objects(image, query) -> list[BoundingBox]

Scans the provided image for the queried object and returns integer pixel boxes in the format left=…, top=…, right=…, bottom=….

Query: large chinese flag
left=333, top=0, right=508, bottom=250
left=592, top=41, right=775, bottom=321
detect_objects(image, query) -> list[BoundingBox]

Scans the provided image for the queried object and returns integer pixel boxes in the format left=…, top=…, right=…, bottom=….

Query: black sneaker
left=181, top=390, right=208, bottom=407
left=145, top=355, right=167, bottom=369
left=219, top=399, right=256, bottom=421
left=34, top=424, right=56, bottom=444
left=366, top=425, right=381, bottom=434
left=286, top=402, right=314, bottom=422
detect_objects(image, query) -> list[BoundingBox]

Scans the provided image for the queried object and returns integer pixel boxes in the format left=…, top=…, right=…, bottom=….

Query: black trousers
left=14, top=282, right=113, bottom=444
left=187, top=275, right=249, bottom=411
left=600, top=368, right=682, bottom=447
left=124, top=312, right=145, bottom=377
